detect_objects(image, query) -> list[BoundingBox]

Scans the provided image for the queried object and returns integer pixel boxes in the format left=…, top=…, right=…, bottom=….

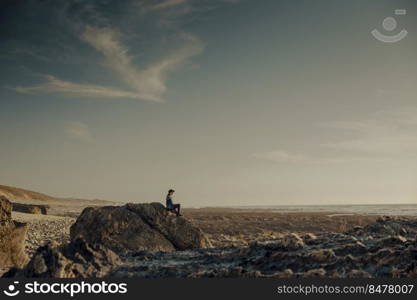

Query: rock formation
left=6, top=238, right=121, bottom=278
left=12, top=202, right=49, bottom=215
left=70, top=202, right=212, bottom=254
left=0, top=196, right=28, bottom=268
left=109, top=216, right=417, bottom=278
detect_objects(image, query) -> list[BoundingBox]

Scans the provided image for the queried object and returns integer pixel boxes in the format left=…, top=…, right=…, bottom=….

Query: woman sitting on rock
left=166, top=189, right=181, bottom=216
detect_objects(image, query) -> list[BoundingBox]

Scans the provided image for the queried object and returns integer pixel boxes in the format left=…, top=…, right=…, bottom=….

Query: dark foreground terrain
left=2, top=198, right=417, bottom=278
left=110, top=215, right=417, bottom=278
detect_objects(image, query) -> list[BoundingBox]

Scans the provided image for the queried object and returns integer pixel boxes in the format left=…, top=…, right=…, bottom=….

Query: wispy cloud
left=253, top=150, right=348, bottom=165
left=15, top=25, right=203, bottom=102
left=65, top=121, right=93, bottom=143
left=254, top=108, right=417, bottom=165
left=322, top=135, right=417, bottom=157
left=321, top=109, right=417, bottom=157
left=138, top=0, right=239, bottom=21
left=15, top=75, right=147, bottom=100
left=146, top=0, right=187, bottom=11
left=139, top=0, right=240, bottom=13
left=81, top=26, right=203, bottom=102
left=253, top=150, right=311, bottom=164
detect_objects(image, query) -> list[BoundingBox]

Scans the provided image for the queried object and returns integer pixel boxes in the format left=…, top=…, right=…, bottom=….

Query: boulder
left=0, top=196, right=12, bottom=222
left=12, top=202, right=49, bottom=215
left=7, top=238, right=121, bottom=278
left=302, top=233, right=318, bottom=244
left=377, top=235, right=407, bottom=247
left=70, top=202, right=212, bottom=254
left=279, top=233, right=305, bottom=250
left=356, top=216, right=417, bottom=238
left=346, top=269, right=372, bottom=278
left=301, top=268, right=327, bottom=278
left=333, top=241, right=368, bottom=256
left=0, top=196, right=28, bottom=268
left=308, top=249, right=336, bottom=263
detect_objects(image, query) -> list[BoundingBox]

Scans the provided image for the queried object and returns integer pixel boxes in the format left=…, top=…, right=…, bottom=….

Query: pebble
left=12, top=212, right=75, bottom=256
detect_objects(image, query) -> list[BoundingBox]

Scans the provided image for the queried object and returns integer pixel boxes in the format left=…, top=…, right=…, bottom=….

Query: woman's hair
left=168, top=189, right=175, bottom=193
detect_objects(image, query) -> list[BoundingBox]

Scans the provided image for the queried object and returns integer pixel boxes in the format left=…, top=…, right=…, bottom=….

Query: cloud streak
left=65, top=121, right=93, bottom=143
left=146, top=0, right=187, bottom=11
left=320, top=109, right=417, bottom=157
left=15, top=25, right=203, bottom=102
left=15, top=75, right=147, bottom=100
left=81, top=26, right=203, bottom=102
left=255, top=108, right=417, bottom=165
left=253, top=150, right=349, bottom=165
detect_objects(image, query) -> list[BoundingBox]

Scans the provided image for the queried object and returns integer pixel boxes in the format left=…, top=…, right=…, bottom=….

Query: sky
left=0, top=0, right=417, bottom=207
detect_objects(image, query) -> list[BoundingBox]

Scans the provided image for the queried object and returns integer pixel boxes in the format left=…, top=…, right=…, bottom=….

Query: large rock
left=6, top=238, right=121, bottom=278
left=0, top=196, right=28, bottom=268
left=12, top=202, right=49, bottom=215
left=70, top=202, right=212, bottom=254
left=350, top=216, right=417, bottom=238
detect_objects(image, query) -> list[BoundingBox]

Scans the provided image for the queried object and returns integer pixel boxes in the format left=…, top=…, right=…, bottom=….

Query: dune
left=0, top=184, right=123, bottom=217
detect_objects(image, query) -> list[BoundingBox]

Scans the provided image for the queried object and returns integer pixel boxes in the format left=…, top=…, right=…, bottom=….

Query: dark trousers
left=168, top=204, right=181, bottom=216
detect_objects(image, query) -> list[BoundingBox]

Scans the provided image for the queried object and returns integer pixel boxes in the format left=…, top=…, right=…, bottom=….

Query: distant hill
left=0, top=184, right=57, bottom=202
left=0, top=184, right=122, bottom=217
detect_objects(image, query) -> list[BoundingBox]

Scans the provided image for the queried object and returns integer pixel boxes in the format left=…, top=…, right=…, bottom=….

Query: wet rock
left=189, top=267, right=263, bottom=278
left=302, top=233, right=318, bottom=244
left=269, top=269, right=294, bottom=278
left=377, top=235, right=407, bottom=247
left=399, top=228, right=408, bottom=235
left=360, top=217, right=417, bottom=237
left=110, top=216, right=417, bottom=278
left=371, top=248, right=394, bottom=260
left=392, top=263, right=417, bottom=278
left=279, top=233, right=305, bottom=250
left=346, top=269, right=372, bottom=278
left=333, top=241, right=368, bottom=256
left=308, top=249, right=336, bottom=262
left=300, top=268, right=327, bottom=278
left=334, top=254, right=362, bottom=273
left=364, top=235, right=374, bottom=241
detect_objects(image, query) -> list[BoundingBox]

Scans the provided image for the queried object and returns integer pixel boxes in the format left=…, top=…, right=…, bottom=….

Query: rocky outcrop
left=349, top=216, right=417, bottom=237
left=6, top=238, right=121, bottom=278
left=0, top=196, right=11, bottom=222
left=0, top=196, right=28, bottom=268
left=70, top=203, right=212, bottom=254
left=12, top=202, right=49, bottom=215
left=109, top=217, right=417, bottom=278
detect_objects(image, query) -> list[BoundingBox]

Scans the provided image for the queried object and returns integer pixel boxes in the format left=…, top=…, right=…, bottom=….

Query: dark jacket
left=166, top=195, right=174, bottom=209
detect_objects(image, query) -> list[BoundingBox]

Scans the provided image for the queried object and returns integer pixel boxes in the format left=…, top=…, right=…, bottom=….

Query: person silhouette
left=165, top=189, right=181, bottom=216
